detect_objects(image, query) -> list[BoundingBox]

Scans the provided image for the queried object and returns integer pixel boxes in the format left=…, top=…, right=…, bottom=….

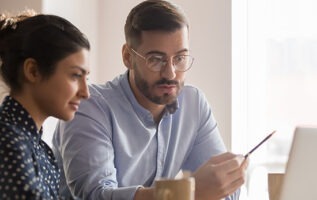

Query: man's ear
left=122, top=44, right=133, bottom=70
left=23, top=58, right=41, bottom=83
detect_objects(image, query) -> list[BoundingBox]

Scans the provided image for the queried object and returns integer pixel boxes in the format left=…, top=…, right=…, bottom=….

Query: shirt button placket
left=156, top=126, right=165, bottom=178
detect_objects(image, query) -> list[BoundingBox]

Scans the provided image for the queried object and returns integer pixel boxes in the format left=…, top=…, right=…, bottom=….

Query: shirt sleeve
left=55, top=98, right=142, bottom=200
left=181, top=89, right=240, bottom=200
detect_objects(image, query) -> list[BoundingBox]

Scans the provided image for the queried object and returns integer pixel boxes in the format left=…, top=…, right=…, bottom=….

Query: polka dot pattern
left=0, top=96, right=60, bottom=199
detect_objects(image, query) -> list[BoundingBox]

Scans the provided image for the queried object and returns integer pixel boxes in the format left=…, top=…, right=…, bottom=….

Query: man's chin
left=151, top=93, right=177, bottom=105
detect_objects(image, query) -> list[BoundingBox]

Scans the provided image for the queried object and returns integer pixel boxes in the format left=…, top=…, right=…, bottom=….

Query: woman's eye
left=72, top=73, right=82, bottom=78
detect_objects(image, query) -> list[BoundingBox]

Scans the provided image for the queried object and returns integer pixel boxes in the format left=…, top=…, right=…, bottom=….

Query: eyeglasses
left=130, top=48, right=194, bottom=72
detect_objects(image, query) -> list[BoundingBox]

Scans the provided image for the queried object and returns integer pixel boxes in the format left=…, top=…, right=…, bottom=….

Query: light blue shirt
left=52, top=71, right=239, bottom=200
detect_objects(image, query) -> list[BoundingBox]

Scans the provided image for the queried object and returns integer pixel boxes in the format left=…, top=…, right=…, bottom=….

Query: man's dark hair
left=124, top=0, right=189, bottom=48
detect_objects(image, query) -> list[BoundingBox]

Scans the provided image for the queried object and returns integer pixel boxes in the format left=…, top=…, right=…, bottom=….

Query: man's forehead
left=138, top=28, right=189, bottom=49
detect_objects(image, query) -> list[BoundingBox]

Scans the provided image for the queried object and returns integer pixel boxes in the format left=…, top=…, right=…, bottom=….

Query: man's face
left=129, top=27, right=190, bottom=106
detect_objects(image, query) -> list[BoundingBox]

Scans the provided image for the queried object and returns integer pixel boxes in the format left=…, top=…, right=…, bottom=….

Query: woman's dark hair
left=124, top=0, right=189, bottom=48
left=0, top=11, right=90, bottom=91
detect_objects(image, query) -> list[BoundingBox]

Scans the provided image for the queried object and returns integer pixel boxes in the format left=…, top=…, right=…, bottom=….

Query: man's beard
left=133, top=64, right=183, bottom=105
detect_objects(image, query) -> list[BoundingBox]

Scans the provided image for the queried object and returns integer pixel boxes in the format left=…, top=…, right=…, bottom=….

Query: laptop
left=278, top=126, right=317, bottom=200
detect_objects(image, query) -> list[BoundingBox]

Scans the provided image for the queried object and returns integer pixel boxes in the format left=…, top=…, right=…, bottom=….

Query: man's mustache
left=155, top=79, right=179, bottom=85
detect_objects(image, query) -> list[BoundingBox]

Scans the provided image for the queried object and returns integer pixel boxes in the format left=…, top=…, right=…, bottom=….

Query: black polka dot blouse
left=0, top=96, right=60, bottom=199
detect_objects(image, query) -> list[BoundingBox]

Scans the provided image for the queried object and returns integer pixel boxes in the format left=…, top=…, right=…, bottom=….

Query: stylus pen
left=244, top=130, right=276, bottom=159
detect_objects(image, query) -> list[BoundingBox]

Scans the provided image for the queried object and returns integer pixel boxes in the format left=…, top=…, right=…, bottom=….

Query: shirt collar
left=165, top=100, right=179, bottom=114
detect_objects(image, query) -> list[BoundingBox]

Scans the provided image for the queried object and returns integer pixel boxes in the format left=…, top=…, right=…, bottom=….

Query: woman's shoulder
left=0, top=122, right=29, bottom=147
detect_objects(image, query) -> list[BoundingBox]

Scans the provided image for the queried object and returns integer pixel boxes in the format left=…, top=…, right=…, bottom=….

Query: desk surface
left=268, top=173, right=284, bottom=200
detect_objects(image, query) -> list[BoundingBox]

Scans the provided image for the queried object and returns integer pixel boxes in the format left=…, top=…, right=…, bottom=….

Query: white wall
left=0, top=0, right=42, bottom=14
left=0, top=0, right=232, bottom=150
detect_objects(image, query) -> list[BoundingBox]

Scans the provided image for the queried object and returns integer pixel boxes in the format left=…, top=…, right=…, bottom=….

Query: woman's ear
left=23, top=58, right=41, bottom=83
left=122, top=44, right=133, bottom=70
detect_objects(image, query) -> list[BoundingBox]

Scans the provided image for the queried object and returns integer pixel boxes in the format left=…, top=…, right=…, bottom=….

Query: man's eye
left=147, top=56, right=164, bottom=64
left=174, top=55, right=186, bottom=63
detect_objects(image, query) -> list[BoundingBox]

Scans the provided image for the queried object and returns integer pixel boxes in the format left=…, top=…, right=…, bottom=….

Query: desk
left=268, top=173, right=284, bottom=200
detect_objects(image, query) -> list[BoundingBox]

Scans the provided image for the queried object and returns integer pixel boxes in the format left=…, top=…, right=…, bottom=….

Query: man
left=52, top=0, right=248, bottom=199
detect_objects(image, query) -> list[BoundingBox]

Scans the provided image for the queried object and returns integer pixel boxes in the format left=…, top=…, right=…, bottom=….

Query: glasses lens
left=145, top=54, right=194, bottom=72
left=174, top=55, right=193, bottom=71
left=146, top=55, right=164, bottom=71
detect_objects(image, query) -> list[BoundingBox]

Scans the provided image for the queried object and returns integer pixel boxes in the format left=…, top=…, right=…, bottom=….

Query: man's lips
left=157, top=84, right=176, bottom=94
left=155, top=79, right=179, bottom=94
left=158, top=84, right=176, bottom=88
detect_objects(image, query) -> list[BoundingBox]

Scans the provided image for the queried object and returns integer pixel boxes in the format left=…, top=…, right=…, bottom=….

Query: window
left=233, top=0, right=317, bottom=199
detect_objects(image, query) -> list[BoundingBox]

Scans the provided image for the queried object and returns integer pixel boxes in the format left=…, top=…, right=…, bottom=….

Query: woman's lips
left=69, top=102, right=80, bottom=110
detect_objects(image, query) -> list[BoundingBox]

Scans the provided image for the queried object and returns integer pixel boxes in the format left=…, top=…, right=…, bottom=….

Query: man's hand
left=193, top=152, right=248, bottom=200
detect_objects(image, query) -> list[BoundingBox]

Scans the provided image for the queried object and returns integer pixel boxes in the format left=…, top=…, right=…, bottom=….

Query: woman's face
left=33, top=49, right=90, bottom=121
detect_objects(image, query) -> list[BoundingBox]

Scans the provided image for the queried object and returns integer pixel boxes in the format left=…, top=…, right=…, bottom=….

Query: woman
left=0, top=11, right=90, bottom=199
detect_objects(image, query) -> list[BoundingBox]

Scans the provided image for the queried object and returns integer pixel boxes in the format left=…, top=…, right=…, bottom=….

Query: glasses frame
left=130, top=47, right=194, bottom=72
